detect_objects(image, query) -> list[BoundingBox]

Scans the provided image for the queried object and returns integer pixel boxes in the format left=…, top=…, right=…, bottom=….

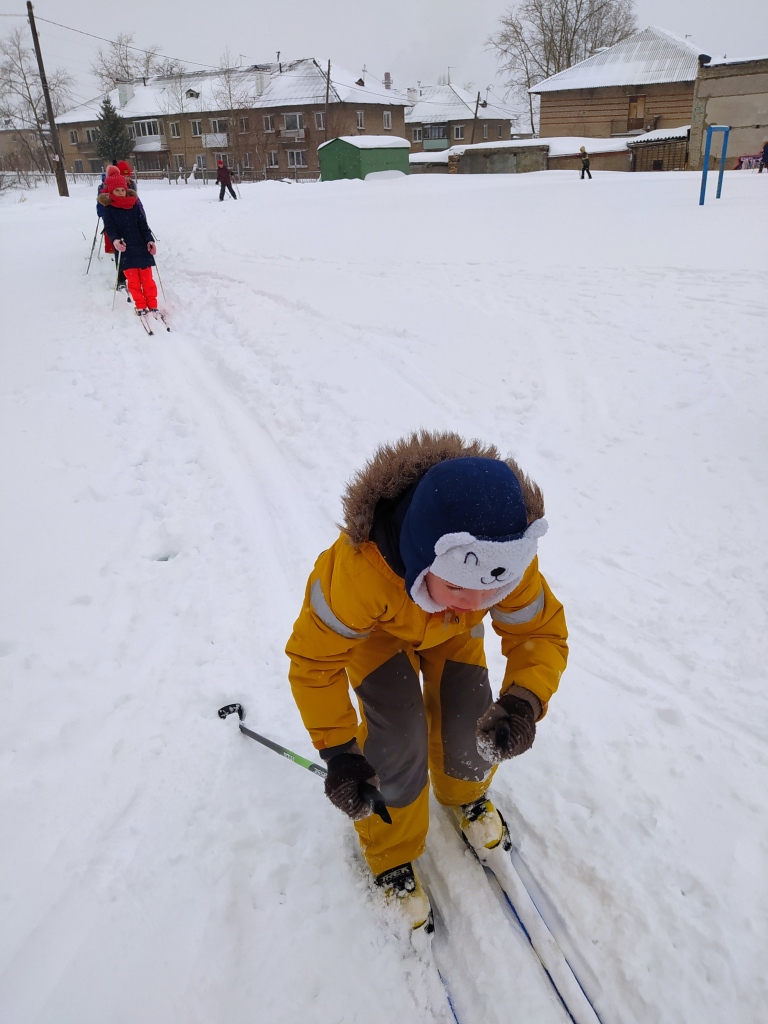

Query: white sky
left=5, top=0, right=768, bottom=116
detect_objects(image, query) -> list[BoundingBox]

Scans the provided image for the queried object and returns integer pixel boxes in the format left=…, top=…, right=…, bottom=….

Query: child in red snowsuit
left=98, top=166, right=159, bottom=315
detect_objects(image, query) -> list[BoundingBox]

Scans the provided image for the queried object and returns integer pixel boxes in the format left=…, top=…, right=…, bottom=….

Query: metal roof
left=530, top=27, right=702, bottom=94
left=405, top=84, right=515, bottom=124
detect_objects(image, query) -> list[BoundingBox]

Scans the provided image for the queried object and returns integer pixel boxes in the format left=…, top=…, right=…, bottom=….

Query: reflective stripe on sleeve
left=310, top=579, right=372, bottom=640
left=490, top=587, right=545, bottom=625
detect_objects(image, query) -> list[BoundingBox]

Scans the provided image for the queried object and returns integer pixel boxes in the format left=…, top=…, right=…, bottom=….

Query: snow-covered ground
left=1, top=168, right=766, bottom=1024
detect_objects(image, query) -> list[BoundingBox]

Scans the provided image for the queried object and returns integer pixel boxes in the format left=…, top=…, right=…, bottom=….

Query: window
left=89, top=159, right=103, bottom=173
left=498, top=125, right=503, bottom=138
left=383, top=110, right=392, bottom=130
left=73, top=159, right=83, bottom=172
left=284, top=113, right=304, bottom=131
left=186, top=89, right=200, bottom=99
left=69, top=130, right=78, bottom=144
left=453, top=125, right=465, bottom=140
left=215, top=153, right=234, bottom=168
left=175, top=154, right=185, bottom=170
left=134, top=119, right=161, bottom=137
left=483, top=124, right=489, bottom=140
left=211, top=118, right=228, bottom=133
left=191, top=120, right=202, bottom=137
left=195, top=154, right=207, bottom=170
left=263, top=114, right=275, bottom=132
left=239, top=117, right=249, bottom=133
left=85, top=128, right=98, bottom=143
left=170, top=122, right=180, bottom=138
left=424, top=124, right=447, bottom=140
left=287, top=149, right=307, bottom=167
left=356, top=110, right=365, bottom=130
left=267, top=150, right=279, bottom=167
left=127, top=125, right=136, bottom=140
left=243, top=152, right=251, bottom=168
left=315, top=111, right=325, bottom=131
left=412, top=127, right=422, bottom=143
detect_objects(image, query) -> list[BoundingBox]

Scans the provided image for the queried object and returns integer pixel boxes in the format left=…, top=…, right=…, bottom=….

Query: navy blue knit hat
left=400, top=457, right=547, bottom=611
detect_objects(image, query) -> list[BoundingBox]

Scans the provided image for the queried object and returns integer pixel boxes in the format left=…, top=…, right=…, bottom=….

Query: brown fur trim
left=339, top=430, right=545, bottom=545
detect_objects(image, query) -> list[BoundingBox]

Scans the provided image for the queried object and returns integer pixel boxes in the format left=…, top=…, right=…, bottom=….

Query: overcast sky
left=6, top=0, right=768, bottom=115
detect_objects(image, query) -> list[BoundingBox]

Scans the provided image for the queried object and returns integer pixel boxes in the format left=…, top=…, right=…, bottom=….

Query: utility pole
left=470, top=91, right=481, bottom=144
left=325, top=60, right=331, bottom=142
left=26, top=2, right=68, bottom=197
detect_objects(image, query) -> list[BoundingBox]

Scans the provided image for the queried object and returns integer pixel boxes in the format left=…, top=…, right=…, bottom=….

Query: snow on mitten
left=324, top=752, right=379, bottom=820
left=476, top=693, right=536, bottom=763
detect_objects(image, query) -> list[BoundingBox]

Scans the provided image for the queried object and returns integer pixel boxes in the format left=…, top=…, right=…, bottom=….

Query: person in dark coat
left=579, top=146, right=592, bottom=180
left=98, top=167, right=159, bottom=314
left=759, top=141, right=768, bottom=173
left=216, top=159, right=237, bottom=200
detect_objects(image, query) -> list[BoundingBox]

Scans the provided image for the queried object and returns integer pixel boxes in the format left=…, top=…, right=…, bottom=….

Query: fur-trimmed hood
left=97, top=189, right=138, bottom=207
left=339, top=430, right=545, bottom=546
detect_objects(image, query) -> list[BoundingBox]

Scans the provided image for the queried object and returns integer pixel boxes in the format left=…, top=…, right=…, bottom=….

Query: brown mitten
left=476, top=693, right=536, bottom=763
left=324, top=752, right=379, bottom=820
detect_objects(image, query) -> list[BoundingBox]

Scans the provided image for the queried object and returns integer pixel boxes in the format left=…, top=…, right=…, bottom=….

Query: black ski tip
left=218, top=702, right=245, bottom=721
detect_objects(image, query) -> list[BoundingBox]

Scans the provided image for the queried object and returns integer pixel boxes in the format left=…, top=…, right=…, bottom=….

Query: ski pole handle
left=218, top=703, right=392, bottom=823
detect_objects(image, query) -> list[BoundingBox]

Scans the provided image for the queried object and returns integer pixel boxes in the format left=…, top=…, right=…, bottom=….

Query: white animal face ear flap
left=525, top=518, right=548, bottom=540
left=433, top=532, right=477, bottom=557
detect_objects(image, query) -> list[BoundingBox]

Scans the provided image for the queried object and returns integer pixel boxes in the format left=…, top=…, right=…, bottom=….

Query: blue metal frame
left=699, top=125, right=731, bottom=205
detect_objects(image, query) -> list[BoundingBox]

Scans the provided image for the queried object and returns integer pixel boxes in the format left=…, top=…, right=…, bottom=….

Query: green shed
left=318, top=136, right=411, bottom=182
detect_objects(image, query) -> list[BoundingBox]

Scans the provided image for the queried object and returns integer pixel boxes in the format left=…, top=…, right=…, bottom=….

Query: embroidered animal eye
left=463, top=552, right=479, bottom=565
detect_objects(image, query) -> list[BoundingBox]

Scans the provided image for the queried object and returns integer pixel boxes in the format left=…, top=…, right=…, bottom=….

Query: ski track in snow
left=1, top=172, right=767, bottom=1024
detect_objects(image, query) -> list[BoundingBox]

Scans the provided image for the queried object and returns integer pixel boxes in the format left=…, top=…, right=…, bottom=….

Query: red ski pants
left=123, top=267, right=158, bottom=310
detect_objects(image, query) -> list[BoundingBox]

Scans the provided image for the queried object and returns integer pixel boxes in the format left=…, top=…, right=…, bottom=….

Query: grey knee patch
left=357, top=651, right=428, bottom=808
left=440, top=661, right=494, bottom=781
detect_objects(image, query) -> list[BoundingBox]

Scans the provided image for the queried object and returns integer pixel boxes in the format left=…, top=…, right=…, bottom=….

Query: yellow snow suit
left=286, top=532, right=568, bottom=875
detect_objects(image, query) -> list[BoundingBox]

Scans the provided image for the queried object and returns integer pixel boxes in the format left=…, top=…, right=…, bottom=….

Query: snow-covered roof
left=705, top=54, right=768, bottom=67
left=530, top=27, right=702, bottom=94
left=405, top=84, right=515, bottom=125
left=450, top=135, right=632, bottom=158
left=318, top=135, right=410, bottom=151
left=627, top=125, right=690, bottom=145
left=56, top=59, right=407, bottom=125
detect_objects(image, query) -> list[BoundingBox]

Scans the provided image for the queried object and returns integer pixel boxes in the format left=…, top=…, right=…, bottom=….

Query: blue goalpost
left=699, top=125, right=731, bottom=205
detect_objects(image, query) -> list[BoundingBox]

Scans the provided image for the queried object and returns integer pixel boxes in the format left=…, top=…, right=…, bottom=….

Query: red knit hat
left=116, top=160, right=133, bottom=176
left=217, top=159, right=224, bottom=166
left=104, top=168, right=128, bottom=193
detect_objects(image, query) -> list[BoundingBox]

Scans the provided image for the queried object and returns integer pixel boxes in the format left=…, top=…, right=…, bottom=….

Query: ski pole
left=85, top=219, right=100, bottom=274
left=218, top=703, right=392, bottom=824
left=153, top=255, right=167, bottom=303
left=111, top=251, right=122, bottom=310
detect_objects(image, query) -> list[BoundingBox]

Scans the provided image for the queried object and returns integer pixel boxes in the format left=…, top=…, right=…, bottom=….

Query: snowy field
left=1, top=168, right=767, bottom=1024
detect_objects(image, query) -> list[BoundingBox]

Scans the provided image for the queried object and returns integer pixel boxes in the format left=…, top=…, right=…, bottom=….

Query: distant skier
left=580, top=146, right=592, bottom=179
left=285, top=431, right=568, bottom=935
left=759, top=140, right=768, bottom=173
left=216, top=159, right=237, bottom=200
left=98, top=166, right=159, bottom=316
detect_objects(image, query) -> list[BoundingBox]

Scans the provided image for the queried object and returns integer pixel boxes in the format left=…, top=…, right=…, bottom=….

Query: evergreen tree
left=94, top=96, right=134, bottom=163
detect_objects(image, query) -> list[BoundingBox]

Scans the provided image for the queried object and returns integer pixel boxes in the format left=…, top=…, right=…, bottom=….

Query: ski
left=135, top=311, right=154, bottom=336
left=149, top=309, right=171, bottom=332
left=467, top=815, right=603, bottom=1024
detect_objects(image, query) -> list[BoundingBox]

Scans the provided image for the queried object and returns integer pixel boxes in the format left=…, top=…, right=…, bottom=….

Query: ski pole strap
left=218, top=703, right=392, bottom=823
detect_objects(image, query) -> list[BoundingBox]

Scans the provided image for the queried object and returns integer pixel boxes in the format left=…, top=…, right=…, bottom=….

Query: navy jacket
left=99, top=194, right=155, bottom=270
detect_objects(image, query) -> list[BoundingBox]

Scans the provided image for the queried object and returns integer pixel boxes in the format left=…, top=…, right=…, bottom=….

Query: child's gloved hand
left=113, top=239, right=126, bottom=252
left=476, top=693, right=536, bottom=762
left=147, top=242, right=157, bottom=255
left=324, top=751, right=380, bottom=820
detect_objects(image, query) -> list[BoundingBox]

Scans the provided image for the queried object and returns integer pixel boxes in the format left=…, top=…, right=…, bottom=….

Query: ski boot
left=375, top=862, right=433, bottom=935
left=452, top=795, right=511, bottom=856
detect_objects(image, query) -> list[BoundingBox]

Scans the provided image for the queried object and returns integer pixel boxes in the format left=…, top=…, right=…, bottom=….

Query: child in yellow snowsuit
left=286, top=431, right=568, bottom=930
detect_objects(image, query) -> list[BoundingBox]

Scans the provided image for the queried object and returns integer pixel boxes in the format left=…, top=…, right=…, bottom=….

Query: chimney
left=384, top=71, right=392, bottom=90
left=116, top=81, right=134, bottom=108
left=407, top=87, right=418, bottom=104
left=698, top=53, right=712, bottom=67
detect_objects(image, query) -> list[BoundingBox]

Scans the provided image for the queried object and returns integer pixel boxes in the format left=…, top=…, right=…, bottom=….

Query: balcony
left=202, top=132, right=229, bottom=148
left=279, top=129, right=306, bottom=142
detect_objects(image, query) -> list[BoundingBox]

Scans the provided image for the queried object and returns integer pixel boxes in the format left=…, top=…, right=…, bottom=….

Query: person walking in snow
left=98, top=165, right=159, bottom=316
left=95, top=161, right=140, bottom=291
left=286, top=431, right=568, bottom=934
left=216, top=159, right=237, bottom=200
left=759, top=140, right=768, bottom=173
left=579, top=146, right=592, bottom=180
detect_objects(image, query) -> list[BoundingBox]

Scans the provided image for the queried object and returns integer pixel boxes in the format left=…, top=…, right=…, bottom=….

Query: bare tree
left=90, top=32, right=164, bottom=91
left=157, top=65, right=193, bottom=174
left=489, top=0, right=637, bottom=132
left=0, top=27, right=73, bottom=174
left=212, top=50, right=259, bottom=174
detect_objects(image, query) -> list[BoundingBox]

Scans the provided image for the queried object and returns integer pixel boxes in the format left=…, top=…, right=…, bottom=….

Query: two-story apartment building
left=56, top=58, right=408, bottom=178
left=405, top=84, right=516, bottom=152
